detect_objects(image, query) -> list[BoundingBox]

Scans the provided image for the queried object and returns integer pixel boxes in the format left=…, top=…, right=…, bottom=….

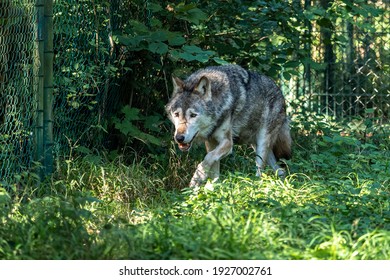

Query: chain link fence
left=0, top=0, right=389, bottom=186
left=52, top=0, right=113, bottom=157
left=0, top=0, right=39, bottom=184
left=284, top=0, right=389, bottom=121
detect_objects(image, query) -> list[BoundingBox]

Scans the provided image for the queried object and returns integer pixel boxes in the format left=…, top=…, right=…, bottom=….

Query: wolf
left=165, top=64, right=291, bottom=188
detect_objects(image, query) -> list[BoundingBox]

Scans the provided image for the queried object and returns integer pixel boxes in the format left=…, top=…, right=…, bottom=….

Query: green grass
left=0, top=116, right=389, bottom=259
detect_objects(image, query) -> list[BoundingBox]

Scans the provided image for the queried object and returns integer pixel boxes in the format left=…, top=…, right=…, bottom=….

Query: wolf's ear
left=194, top=76, right=211, bottom=99
left=172, top=76, right=184, bottom=95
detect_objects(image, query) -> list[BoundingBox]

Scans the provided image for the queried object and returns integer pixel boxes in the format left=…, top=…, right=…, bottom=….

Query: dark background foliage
left=94, top=0, right=388, bottom=154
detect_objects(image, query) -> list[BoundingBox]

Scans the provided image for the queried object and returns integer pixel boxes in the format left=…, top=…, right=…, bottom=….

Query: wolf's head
left=165, top=75, right=213, bottom=151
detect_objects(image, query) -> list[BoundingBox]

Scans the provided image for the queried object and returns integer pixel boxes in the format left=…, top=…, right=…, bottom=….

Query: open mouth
left=178, top=142, right=192, bottom=151
left=177, top=132, right=198, bottom=152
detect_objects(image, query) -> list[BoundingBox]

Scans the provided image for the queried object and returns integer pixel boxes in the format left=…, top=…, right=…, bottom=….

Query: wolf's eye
left=189, top=113, right=198, bottom=118
left=173, top=112, right=179, bottom=118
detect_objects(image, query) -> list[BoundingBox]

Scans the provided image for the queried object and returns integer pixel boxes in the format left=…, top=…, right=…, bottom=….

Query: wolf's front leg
left=189, top=161, right=210, bottom=188
left=205, top=139, right=220, bottom=182
left=189, top=136, right=232, bottom=188
left=189, top=160, right=220, bottom=188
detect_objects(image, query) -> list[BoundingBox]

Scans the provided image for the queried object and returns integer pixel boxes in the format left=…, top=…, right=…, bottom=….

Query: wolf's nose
left=175, top=134, right=185, bottom=143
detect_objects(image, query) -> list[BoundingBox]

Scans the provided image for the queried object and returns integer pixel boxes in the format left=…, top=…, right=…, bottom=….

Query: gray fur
left=166, top=64, right=292, bottom=188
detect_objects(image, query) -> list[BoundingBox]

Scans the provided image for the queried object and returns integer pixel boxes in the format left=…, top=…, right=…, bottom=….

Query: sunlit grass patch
left=0, top=117, right=389, bottom=259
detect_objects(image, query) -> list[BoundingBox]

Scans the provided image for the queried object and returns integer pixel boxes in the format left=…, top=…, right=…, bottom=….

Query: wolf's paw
left=204, top=177, right=219, bottom=191
left=190, top=162, right=208, bottom=186
left=204, top=181, right=214, bottom=191
left=188, top=178, right=216, bottom=195
left=189, top=178, right=201, bottom=189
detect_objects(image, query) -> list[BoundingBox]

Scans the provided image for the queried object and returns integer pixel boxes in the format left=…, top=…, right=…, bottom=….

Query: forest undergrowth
left=0, top=115, right=389, bottom=259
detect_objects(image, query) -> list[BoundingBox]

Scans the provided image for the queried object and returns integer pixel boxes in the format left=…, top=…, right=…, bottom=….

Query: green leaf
left=282, top=72, right=291, bottom=80
left=178, top=52, right=197, bottom=62
left=193, top=53, right=211, bottom=63
left=144, top=115, right=162, bottom=133
left=213, top=57, right=229, bottom=65
left=174, top=3, right=207, bottom=24
left=148, top=2, right=163, bottom=13
left=182, top=45, right=204, bottom=53
left=284, top=61, right=301, bottom=68
left=114, top=106, right=162, bottom=146
left=185, top=8, right=207, bottom=24
left=168, top=35, right=186, bottom=46
left=169, top=49, right=182, bottom=60
left=150, top=31, right=168, bottom=42
left=171, top=45, right=215, bottom=62
left=115, top=35, right=143, bottom=48
left=273, top=57, right=287, bottom=64
left=148, top=42, right=168, bottom=54
left=122, top=106, right=141, bottom=121
left=175, top=3, right=197, bottom=13
left=129, top=20, right=149, bottom=33
left=74, top=146, right=92, bottom=155
left=182, top=45, right=215, bottom=55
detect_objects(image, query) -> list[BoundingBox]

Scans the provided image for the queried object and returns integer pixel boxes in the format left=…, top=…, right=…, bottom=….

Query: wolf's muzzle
left=175, top=134, right=185, bottom=143
left=175, top=132, right=198, bottom=152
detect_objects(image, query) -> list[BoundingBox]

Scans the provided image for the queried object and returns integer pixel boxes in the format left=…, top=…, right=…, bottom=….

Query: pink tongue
left=179, top=143, right=190, bottom=149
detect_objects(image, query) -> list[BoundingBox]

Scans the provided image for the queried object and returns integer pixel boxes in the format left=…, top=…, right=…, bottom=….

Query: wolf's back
left=182, top=64, right=292, bottom=161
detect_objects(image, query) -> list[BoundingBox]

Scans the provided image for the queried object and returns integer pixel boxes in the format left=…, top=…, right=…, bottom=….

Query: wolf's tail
left=273, top=119, right=292, bottom=161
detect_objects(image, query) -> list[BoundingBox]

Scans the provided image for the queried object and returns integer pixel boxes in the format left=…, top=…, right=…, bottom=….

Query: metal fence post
left=43, top=0, right=54, bottom=176
left=36, top=0, right=44, bottom=178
